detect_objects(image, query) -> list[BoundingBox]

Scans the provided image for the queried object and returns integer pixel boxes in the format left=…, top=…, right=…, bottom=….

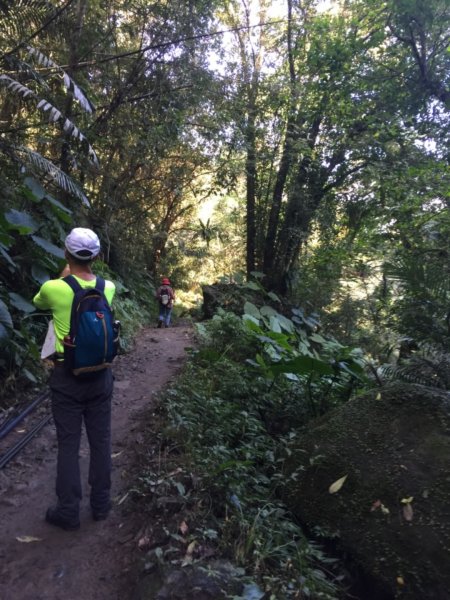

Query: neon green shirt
left=33, top=276, right=116, bottom=354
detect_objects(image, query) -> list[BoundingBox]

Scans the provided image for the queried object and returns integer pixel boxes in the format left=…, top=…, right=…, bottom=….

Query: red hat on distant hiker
left=162, top=277, right=170, bottom=285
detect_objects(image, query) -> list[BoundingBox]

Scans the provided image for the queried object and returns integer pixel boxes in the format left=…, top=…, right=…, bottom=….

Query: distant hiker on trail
left=156, top=277, right=175, bottom=328
left=33, top=227, right=117, bottom=531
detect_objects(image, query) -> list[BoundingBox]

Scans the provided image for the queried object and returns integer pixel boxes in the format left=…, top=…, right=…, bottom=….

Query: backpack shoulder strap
left=95, top=277, right=105, bottom=293
left=63, top=274, right=82, bottom=294
left=63, top=275, right=106, bottom=294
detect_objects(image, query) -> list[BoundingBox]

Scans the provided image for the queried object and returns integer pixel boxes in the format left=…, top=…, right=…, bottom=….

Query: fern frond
left=0, top=74, right=36, bottom=98
left=378, top=346, right=450, bottom=390
left=385, top=255, right=450, bottom=300
left=0, top=0, right=57, bottom=46
left=0, top=75, right=99, bottom=166
left=26, top=46, right=95, bottom=113
left=15, top=146, right=90, bottom=206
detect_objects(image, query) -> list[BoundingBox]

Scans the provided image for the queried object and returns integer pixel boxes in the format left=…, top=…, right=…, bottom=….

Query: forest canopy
left=0, top=0, right=449, bottom=391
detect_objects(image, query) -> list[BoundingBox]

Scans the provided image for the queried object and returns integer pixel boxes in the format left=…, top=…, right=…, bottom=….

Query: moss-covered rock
left=281, top=383, right=450, bottom=599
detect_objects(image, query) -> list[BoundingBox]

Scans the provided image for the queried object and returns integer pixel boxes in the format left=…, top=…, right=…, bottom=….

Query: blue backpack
left=63, top=275, right=118, bottom=376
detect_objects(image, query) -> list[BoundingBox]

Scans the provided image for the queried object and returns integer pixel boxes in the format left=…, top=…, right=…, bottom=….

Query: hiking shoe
left=45, top=507, right=80, bottom=531
left=157, top=321, right=162, bottom=328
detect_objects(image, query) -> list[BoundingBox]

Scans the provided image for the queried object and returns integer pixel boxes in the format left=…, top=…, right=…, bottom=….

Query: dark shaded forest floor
left=0, top=325, right=193, bottom=600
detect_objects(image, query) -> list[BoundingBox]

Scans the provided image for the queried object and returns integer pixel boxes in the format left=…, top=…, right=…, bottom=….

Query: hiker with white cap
left=33, top=227, right=117, bottom=531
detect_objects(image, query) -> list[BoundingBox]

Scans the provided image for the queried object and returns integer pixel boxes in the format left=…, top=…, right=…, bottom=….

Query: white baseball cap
left=65, top=227, right=100, bottom=260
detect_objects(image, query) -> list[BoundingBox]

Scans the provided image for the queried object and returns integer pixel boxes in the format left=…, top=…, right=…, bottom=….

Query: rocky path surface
left=0, top=325, right=192, bottom=600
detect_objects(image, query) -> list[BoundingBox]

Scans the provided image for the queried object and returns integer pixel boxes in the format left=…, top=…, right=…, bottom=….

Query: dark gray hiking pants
left=48, top=366, right=113, bottom=523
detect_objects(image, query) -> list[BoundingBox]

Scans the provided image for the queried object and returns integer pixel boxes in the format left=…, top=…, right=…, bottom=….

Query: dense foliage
left=1, top=0, right=449, bottom=398
left=0, top=0, right=219, bottom=399
left=1, top=2, right=448, bottom=596
left=130, top=297, right=374, bottom=598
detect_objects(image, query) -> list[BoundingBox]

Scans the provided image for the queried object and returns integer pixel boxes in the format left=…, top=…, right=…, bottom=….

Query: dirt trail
left=0, top=325, right=192, bottom=600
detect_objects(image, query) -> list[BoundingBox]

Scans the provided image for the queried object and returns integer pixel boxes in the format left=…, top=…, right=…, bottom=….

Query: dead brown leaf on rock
left=402, top=503, right=414, bottom=522
left=138, top=535, right=151, bottom=549
left=179, top=520, right=188, bottom=535
left=328, top=475, right=348, bottom=494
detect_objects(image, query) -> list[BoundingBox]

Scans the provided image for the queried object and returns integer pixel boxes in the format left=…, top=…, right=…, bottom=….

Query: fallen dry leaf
left=16, top=536, right=42, bottom=543
left=403, top=503, right=414, bottom=522
left=117, top=491, right=129, bottom=505
left=181, top=540, right=197, bottom=567
left=370, top=500, right=390, bottom=515
left=138, top=536, right=151, bottom=549
left=186, top=540, right=196, bottom=556
left=179, top=520, right=189, bottom=535
left=329, top=475, right=348, bottom=494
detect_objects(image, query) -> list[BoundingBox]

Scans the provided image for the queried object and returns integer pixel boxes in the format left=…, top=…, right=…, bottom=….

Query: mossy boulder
left=281, top=383, right=450, bottom=599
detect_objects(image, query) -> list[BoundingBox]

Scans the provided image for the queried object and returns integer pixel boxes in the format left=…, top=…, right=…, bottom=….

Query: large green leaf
left=260, top=305, right=278, bottom=318
left=244, top=301, right=261, bottom=319
left=0, top=231, right=14, bottom=247
left=259, top=330, right=292, bottom=350
left=24, top=177, right=72, bottom=222
left=8, top=293, right=35, bottom=313
left=31, top=235, right=65, bottom=258
left=0, top=299, right=13, bottom=328
left=244, top=281, right=261, bottom=291
left=0, top=323, right=9, bottom=344
left=0, top=215, right=14, bottom=247
left=31, top=264, right=50, bottom=284
left=5, top=209, right=39, bottom=234
left=336, top=359, right=366, bottom=379
left=22, top=368, right=38, bottom=383
left=269, top=315, right=282, bottom=333
left=267, top=291, right=280, bottom=302
left=243, top=314, right=261, bottom=329
left=274, top=313, right=295, bottom=333
left=270, top=355, right=334, bottom=377
left=45, top=194, right=72, bottom=223
left=24, top=177, right=46, bottom=200
left=0, top=245, right=16, bottom=267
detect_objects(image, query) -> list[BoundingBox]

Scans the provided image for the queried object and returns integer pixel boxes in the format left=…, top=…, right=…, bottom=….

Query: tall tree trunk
left=245, top=108, right=257, bottom=276
left=262, top=0, right=299, bottom=277
left=237, top=0, right=267, bottom=279
left=267, top=115, right=323, bottom=293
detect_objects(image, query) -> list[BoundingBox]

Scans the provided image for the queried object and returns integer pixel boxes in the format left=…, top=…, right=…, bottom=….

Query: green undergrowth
left=131, top=308, right=369, bottom=598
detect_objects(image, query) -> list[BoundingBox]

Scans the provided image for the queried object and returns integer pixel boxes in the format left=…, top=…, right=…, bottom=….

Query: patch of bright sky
left=208, top=0, right=340, bottom=74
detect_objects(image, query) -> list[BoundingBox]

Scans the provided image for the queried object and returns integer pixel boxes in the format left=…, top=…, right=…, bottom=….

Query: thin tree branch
left=56, top=19, right=286, bottom=70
